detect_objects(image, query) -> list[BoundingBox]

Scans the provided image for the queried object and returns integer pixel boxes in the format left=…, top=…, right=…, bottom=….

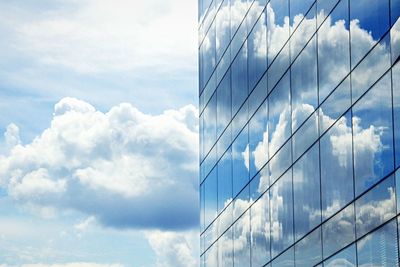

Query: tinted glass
left=293, top=144, right=321, bottom=240
left=270, top=170, right=293, bottom=257
left=232, top=125, right=249, bottom=197
left=232, top=43, right=248, bottom=116
left=217, top=71, right=232, bottom=137
left=393, top=63, right=400, bottom=168
left=357, top=219, right=399, bottom=267
left=268, top=71, right=291, bottom=156
left=249, top=100, right=268, bottom=178
left=322, top=204, right=355, bottom=258
left=295, top=227, right=322, bottom=267
left=317, top=0, right=350, bottom=102
left=320, top=111, right=354, bottom=219
left=251, top=192, right=271, bottom=266
left=355, top=175, right=396, bottom=238
left=324, top=244, right=356, bottom=267
left=218, top=148, right=233, bottom=213
left=205, top=167, right=218, bottom=228
left=350, top=0, right=390, bottom=67
left=291, top=36, right=318, bottom=131
left=353, top=72, right=394, bottom=196
left=234, top=210, right=251, bottom=267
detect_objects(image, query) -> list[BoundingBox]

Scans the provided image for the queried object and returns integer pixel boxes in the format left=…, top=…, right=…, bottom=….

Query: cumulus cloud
left=145, top=230, right=198, bottom=267
left=0, top=97, right=199, bottom=230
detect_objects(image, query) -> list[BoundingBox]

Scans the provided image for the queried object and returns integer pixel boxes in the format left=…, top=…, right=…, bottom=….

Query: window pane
left=219, top=227, right=234, bottom=267
left=293, top=143, right=321, bottom=240
left=269, top=140, right=292, bottom=184
left=205, top=242, right=218, bottom=267
left=393, top=63, right=400, bottom=168
left=351, top=33, right=391, bottom=103
left=205, top=167, right=218, bottom=228
left=322, top=204, right=355, bottom=258
left=249, top=100, right=268, bottom=178
left=355, top=175, right=396, bottom=238
left=324, top=243, right=356, bottom=267
left=216, top=0, right=231, bottom=62
left=268, top=71, right=291, bottom=156
left=295, top=227, right=322, bottom=267
left=267, top=0, right=290, bottom=64
left=232, top=42, right=249, bottom=116
left=316, top=0, right=340, bottom=27
left=271, top=247, right=294, bottom=267
left=270, top=170, right=294, bottom=257
left=232, top=125, right=249, bottom=197
left=317, top=0, right=350, bottom=101
left=320, top=111, right=354, bottom=219
left=204, top=92, right=217, bottom=155
left=292, top=112, right=318, bottom=161
left=319, top=77, right=351, bottom=135
left=251, top=192, right=271, bottom=266
left=350, top=0, right=390, bottom=67
left=218, top=148, right=233, bottom=213
left=357, top=220, right=399, bottom=267
left=291, top=36, right=318, bottom=131
left=290, top=4, right=316, bottom=61
left=248, top=12, right=268, bottom=91
left=217, top=71, right=231, bottom=138
left=233, top=209, right=251, bottom=267
left=353, top=72, right=394, bottom=196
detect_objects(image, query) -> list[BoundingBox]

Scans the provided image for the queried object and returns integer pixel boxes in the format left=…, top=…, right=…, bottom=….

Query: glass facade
left=199, top=0, right=400, bottom=266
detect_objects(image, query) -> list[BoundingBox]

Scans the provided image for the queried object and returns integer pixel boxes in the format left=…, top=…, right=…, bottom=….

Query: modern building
left=198, top=0, right=400, bottom=266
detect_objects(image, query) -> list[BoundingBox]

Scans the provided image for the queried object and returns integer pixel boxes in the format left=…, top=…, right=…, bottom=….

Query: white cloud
left=145, top=230, right=198, bottom=267
left=0, top=97, right=199, bottom=230
left=1, top=0, right=196, bottom=75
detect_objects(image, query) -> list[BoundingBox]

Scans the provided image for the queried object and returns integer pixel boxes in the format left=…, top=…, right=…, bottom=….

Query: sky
left=0, top=0, right=199, bottom=266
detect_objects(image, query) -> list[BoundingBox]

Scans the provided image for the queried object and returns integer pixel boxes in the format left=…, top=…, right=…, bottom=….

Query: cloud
left=0, top=97, right=199, bottom=230
left=0, top=0, right=196, bottom=74
left=145, top=230, right=198, bottom=267
left=0, top=264, right=124, bottom=267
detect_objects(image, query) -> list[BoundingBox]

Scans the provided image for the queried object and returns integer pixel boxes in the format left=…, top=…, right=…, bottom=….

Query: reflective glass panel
left=232, top=125, right=249, bottom=197
left=320, top=111, right=354, bottom=219
left=204, top=92, right=217, bottom=155
left=249, top=100, right=268, bottom=178
left=268, top=71, right=291, bottom=157
left=317, top=0, right=350, bottom=102
left=251, top=192, right=271, bottom=266
left=267, top=0, right=289, bottom=63
left=350, top=0, right=390, bottom=67
left=216, top=0, right=231, bottom=62
left=270, top=170, right=293, bottom=257
left=393, top=63, right=400, bottom=168
left=248, top=11, right=268, bottom=91
left=291, top=36, right=318, bottom=131
left=218, top=227, right=234, bottom=267
left=292, top=112, right=318, bottom=161
left=355, top=175, right=396, bottom=238
left=232, top=42, right=248, bottom=116
left=217, top=71, right=231, bottom=137
left=351, top=33, right=391, bottom=103
left=318, top=77, right=351, bottom=135
left=269, top=140, right=292, bottom=184
left=233, top=209, right=251, bottom=267
left=218, top=147, right=233, bottom=213
left=324, top=243, right=356, bottom=267
left=353, top=72, right=394, bottom=196
left=293, top=143, right=321, bottom=240
left=205, top=167, right=218, bottom=228
left=271, top=246, right=294, bottom=267
left=295, top=227, right=322, bottom=267
left=357, top=219, right=399, bottom=267
left=322, top=204, right=355, bottom=258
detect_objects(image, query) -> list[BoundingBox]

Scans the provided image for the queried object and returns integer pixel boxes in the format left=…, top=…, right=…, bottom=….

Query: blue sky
left=0, top=1, right=199, bottom=266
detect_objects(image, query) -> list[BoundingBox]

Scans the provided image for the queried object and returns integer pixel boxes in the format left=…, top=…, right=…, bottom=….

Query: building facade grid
left=198, top=0, right=400, bottom=266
